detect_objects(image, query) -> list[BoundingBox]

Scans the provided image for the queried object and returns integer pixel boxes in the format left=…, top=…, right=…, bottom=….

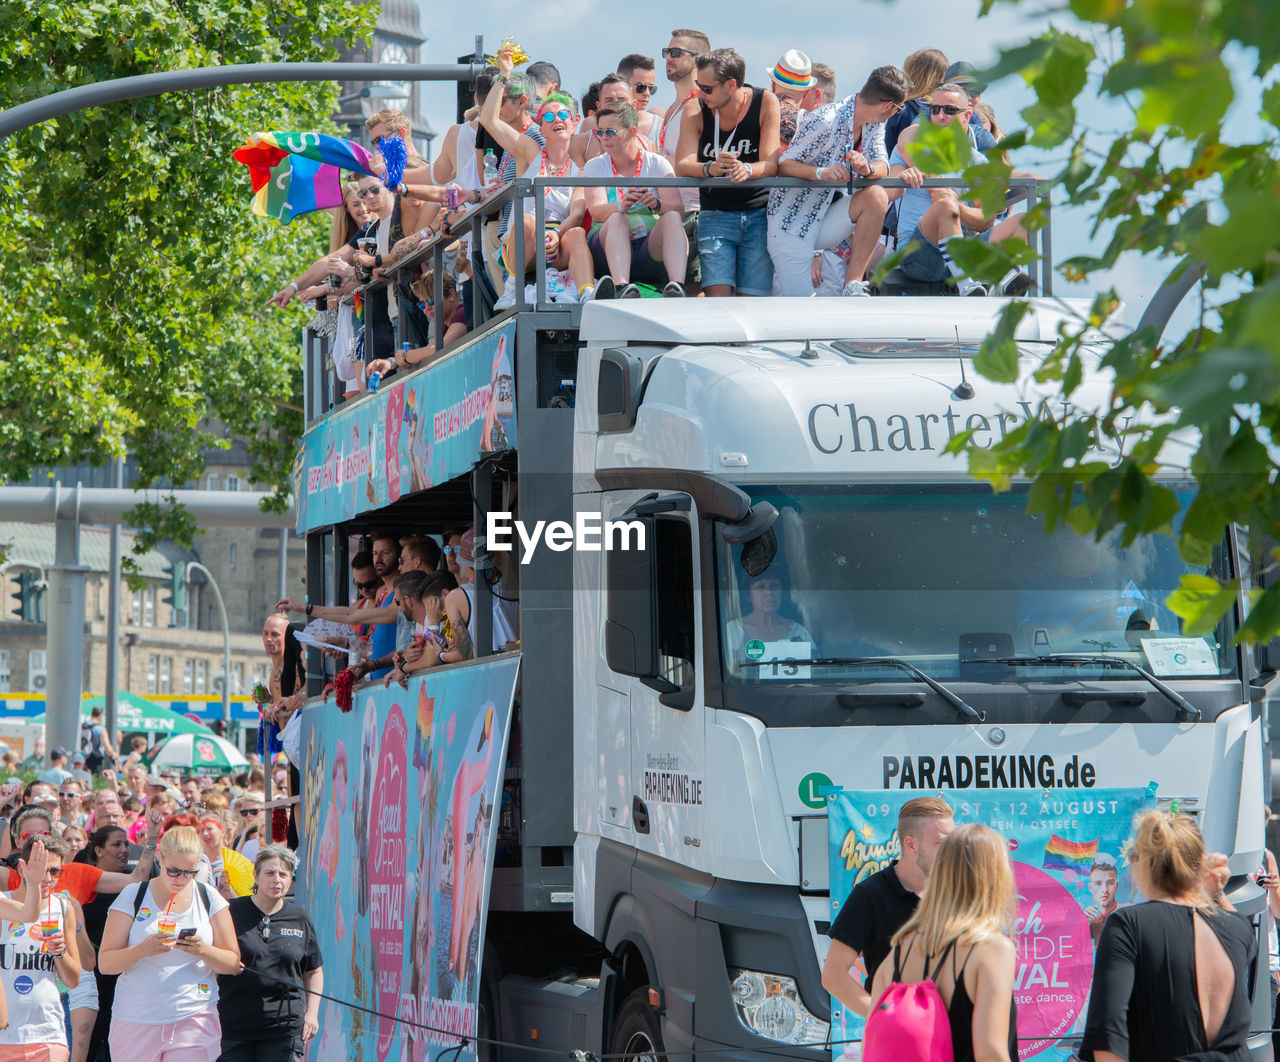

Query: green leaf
left=1134, top=53, right=1234, bottom=136
left=1166, top=574, right=1240, bottom=636
left=1240, top=586, right=1280, bottom=643
left=974, top=302, right=1032, bottom=383
left=907, top=117, right=975, bottom=175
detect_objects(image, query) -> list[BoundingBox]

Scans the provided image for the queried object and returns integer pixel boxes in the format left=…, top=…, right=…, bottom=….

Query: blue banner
left=827, top=786, right=1157, bottom=1062
left=298, top=656, right=521, bottom=1062
left=294, top=320, right=517, bottom=533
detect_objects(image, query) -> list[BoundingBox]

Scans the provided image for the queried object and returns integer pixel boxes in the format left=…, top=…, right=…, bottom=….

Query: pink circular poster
left=1011, top=862, right=1094, bottom=1059
left=369, top=704, right=408, bottom=1059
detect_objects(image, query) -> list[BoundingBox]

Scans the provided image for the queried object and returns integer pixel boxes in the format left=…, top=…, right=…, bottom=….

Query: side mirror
left=605, top=516, right=659, bottom=679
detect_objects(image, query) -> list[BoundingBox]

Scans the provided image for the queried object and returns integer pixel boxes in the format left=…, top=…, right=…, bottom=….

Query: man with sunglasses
left=617, top=54, right=664, bottom=116
left=889, top=82, right=1030, bottom=297
left=768, top=65, right=912, bottom=297
left=57, top=780, right=88, bottom=829
left=675, top=48, right=781, bottom=298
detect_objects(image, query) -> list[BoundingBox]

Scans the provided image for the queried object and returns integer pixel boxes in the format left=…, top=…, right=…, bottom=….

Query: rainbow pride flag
left=233, top=131, right=378, bottom=224
left=1042, top=834, right=1100, bottom=873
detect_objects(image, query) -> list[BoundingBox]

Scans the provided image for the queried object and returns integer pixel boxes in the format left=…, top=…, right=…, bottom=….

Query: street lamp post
left=336, top=83, right=410, bottom=106
left=184, top=562, right=231, bottom=728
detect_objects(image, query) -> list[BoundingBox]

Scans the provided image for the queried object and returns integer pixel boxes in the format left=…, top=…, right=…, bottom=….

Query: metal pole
left=0, top=61, right=487, bottom=139
left=45, top=483, right=88, bottom=765
left=277, top=531, right=288, bottom=606
left=185, top=562, right=231, bottom=728
left=104, top=457, right=123, bottom=756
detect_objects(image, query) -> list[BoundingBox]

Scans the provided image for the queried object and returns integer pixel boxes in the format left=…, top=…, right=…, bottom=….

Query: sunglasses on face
left=240, top=808, right=262, bottom=817
left=58, top=792, right=78, bottom=799
left=355, top=186, right=382, bottom=199
left=879, top=99, right=906, bottom=115
left=441, top=545, right=457, bottom=555
left=662, top=47, right=695, bottom=59
left=592, top=128, right=623, bottom=140
left=43, top=867, right=63, bottom=879
left=355, top=578, right=380, bottom=591
left=20, top=830, right=50, bottom=840
left=164, top=866, right=199, bottom=880
left=930, top=104, right=965, bottom=116
left=539, top=109, right=573, bottom=123
left=631, top=83, right=656, bottom=95
left=694, top=80, right=720, bottom=95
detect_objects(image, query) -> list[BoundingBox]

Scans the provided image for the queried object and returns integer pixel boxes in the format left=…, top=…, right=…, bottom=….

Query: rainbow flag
left=1043, top=834, right=1099, bottom=873
left=232, top=131, right=378, bottom=224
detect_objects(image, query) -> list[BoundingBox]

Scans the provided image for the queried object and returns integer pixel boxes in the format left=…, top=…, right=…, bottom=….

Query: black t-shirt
left=218, top=898, right=323, bottom=1040
left=347, top=220, right=394, bottom=359
left=827, top=860, right=919, bottom=984
left=697, top=86, right=769, bottom=213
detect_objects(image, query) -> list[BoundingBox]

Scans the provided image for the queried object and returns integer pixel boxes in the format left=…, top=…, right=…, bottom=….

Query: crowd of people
left=0, top=732, right=319, bottom=1062
left=266, top=38, right=1035, bottom=397
left=271, top=525, right=517, bottom=699
left=824, top=797, right=1270, bottom=1062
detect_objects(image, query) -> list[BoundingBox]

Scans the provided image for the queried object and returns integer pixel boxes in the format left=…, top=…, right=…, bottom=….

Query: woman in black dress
left=75, top=825, right=131, bottom=1062
left=868, top=823, right=1019, bottom=1062
left=1081, top=810, right=1257, bottom=1062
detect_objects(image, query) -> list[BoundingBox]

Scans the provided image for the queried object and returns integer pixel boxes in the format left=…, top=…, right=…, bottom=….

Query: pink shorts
left=0, top=1045, right=69, bottom=1062
left=109, top=1010, right=221, bottom=1062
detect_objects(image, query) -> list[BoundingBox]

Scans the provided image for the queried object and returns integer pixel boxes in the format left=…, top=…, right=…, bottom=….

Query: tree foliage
left=0, top=0, right=376, bottom=523
left=916, top=0, right=1280, bottom=643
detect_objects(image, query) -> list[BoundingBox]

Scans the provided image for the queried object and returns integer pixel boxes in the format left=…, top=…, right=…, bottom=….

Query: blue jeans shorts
left=697, top=208, right=772, bottom=295
left=900, top=224, right=948, bottom=282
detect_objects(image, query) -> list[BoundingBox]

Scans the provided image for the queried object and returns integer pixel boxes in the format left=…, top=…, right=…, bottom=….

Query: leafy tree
left=901, top=0, right=1280, bottom=643
left=0, top=0, right=377, bottom=547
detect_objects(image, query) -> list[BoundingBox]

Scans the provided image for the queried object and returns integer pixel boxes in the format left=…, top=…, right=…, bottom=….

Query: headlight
left=728, top=968, right=829, bottom=1045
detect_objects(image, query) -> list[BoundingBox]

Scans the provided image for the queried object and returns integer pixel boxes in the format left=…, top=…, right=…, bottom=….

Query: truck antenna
left=801, top=338, right=818, bottom=360
left=952, top=327, right=974, bottom=400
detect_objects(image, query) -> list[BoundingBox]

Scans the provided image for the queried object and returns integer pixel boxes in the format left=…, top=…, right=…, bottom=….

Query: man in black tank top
left=674, top=48, right=779, bottom=297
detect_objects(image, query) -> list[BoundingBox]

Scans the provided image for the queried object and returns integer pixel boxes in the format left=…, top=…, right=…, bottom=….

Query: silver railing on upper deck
left=303, top=174, right=1052, bottom=423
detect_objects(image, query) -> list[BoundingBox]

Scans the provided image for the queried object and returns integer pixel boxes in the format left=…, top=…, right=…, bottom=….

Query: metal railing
left=302, top=174, right=1052, bottom=423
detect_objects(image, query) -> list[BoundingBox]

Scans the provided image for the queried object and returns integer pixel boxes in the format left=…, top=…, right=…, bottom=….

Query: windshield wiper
left=741, top=656, right=983, bottom=721
left=990, top=655, right=1201, bottom=722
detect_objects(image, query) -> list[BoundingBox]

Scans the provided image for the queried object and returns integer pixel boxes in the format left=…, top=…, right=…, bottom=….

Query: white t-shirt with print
left=109, top=880, right=229, bottom=1024
left=0, top=892, right=69, bottom=1046
left=582, top=150, right=677, bottom=236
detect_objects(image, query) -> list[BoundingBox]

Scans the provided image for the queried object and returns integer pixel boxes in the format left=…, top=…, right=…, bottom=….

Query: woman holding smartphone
left=98, top=827, right=240, bottom=1062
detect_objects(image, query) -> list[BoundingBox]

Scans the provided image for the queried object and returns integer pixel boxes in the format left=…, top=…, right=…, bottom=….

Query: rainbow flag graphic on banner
left=232, top=131, right=379, bottom=224
left=1042, top=834, right=1100, bottom=873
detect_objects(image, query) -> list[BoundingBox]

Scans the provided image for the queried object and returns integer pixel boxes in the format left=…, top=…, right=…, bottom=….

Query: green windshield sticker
left=744, top=639, right=766, bottom=660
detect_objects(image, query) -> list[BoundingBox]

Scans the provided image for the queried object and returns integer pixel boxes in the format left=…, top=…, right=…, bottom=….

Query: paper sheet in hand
left=294, top=629, right=350, bottom=653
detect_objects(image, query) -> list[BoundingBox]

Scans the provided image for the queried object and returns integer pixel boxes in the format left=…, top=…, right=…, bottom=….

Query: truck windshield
left=715, top=486, right=1239, bottom=685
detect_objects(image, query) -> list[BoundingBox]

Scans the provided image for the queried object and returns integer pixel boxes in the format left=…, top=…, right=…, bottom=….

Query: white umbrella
left=143, top=732, right=250, bottom=777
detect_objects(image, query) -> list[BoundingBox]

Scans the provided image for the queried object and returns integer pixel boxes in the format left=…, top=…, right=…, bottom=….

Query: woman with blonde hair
left=867, top=823, right=1017, bottom=1062
left=885, top=47, right=950, bottom=155
left=99, top=826, right=240, bottom=1062
left=1080, top=811, right=1255, bottom=1061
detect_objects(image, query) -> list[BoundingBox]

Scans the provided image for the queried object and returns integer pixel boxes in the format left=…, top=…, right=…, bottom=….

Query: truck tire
left=609, top=988, right=665, bottom=1062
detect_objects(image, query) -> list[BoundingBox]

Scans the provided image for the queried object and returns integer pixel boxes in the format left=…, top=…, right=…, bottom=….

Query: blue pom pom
left=380, top=134, right=408, bottom=191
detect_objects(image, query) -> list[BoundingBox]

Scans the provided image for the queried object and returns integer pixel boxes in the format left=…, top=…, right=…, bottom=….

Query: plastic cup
left=39, top=918, right=58, bottom=952
left=157, top=916, right=176, bottom=938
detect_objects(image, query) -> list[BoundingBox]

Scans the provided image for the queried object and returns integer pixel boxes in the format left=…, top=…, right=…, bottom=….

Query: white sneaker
left=494, top=274, right=516, bottom=309
left=957, top=278, right=989, bottom=297
left=578, top=285, right=596, bottom=302
left=523, top=284, right=538, bottom=305
left=840, top=279, right=871, bottom=297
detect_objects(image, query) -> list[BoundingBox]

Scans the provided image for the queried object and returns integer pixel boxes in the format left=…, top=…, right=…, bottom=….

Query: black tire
left=609, top=988, right=666, bottom=1062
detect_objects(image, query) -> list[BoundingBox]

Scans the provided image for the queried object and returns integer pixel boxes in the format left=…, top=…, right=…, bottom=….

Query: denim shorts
left=900, top=224, right=949, bottom=283
left=697, top=208, right=772, bottom=295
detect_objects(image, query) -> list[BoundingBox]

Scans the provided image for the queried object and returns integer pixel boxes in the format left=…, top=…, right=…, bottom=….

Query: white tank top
left=456, top=121, right=481, bottom=191
left=523, top=152, right=579, bottom=224
left=659, top=98, right=700, bottom=213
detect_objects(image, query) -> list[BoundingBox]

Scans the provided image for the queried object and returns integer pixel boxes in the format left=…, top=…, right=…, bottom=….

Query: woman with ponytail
left=1080, top=810, right=1256, bottom=1061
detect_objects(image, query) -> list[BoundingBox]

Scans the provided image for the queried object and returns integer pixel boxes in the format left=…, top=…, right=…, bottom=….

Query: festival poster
left=826, top=786, right=1157, bottom=1062
left=298, top=655, right=521, bottom=1062
left=294, top=320, right=517, bottom=533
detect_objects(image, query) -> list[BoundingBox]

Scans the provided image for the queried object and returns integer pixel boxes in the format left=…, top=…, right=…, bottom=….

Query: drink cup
left=40, top=917, right=58, bottom=952
left=157, top=915, right=177, bottom=938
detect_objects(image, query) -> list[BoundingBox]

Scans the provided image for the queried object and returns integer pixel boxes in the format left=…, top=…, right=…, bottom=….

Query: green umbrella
left=30, top=693, right=211, bottom=737
left=142, top=732, right=249, bottom=777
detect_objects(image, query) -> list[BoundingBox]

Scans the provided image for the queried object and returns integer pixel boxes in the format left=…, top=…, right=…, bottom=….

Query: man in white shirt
left=767, top=65, right=912, bottom=297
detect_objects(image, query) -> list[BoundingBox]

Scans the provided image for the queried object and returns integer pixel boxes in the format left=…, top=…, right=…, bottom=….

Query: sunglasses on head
left=164, top=866, right=199, bottom=880
left=539, top=109, right=573, bottom=123
left=631, top=83, right=655, bottom=95
left=930, top=104, right=965, bottom=116
left=662, top=46, right=695, bottom=59
left=355, top=578, right=380, bottom=591
left=592, top=128, right=623, bottom=140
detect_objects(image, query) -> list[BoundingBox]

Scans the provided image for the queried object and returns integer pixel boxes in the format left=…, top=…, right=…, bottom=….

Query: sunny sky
left=409, top=0, right=1268, bottom=339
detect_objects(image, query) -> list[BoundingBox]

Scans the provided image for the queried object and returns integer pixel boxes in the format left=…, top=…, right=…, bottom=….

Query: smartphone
left=178, top=928, right=198, bottom=940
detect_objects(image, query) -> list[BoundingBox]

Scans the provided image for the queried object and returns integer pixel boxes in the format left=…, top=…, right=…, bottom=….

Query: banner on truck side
left=827, top=786, right=1157, bottom=1062
left=298, top=655, right=521, bottom=1062
left=294, top=319, right=517, bottom=533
